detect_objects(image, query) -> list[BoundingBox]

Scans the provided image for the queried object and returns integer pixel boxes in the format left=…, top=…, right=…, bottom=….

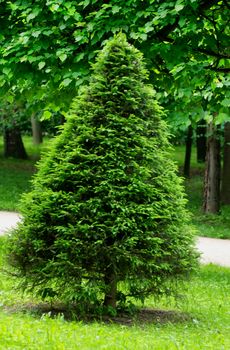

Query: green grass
left=0, top=135, right=50, bottom=211
left=0, top=136, right=229, bottom=238
left=0, top=159, right=35, bottom=211
left=172, top=145, right=230, bottom=239
left=171, top=145, right=205, bottom=173
left=0, top=236, right=229, bottom=349
left=185, top=175, right=230, bottom=239
left=0, top=141, right=229, bottom=348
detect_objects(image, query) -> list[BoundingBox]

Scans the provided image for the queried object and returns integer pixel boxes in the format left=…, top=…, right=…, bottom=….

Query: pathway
left=197, top=236, right=230, bottom=267
left=0, top=211, right=21, bottom=235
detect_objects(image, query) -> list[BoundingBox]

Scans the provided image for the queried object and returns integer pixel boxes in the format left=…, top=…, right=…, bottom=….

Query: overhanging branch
left=205, top=66, right=230, bottom=73
left=223, top=0, right=230, bottom=10
left=153, top=0, right=220, bottom=41
left=195, top=47, right=230, bottom=59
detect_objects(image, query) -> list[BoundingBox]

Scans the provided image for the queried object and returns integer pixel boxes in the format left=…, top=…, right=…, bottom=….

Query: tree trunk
left=183, top=125, right=193, bottom=178
left=103, top=270, right=117, bottom=309
left=4, top=126, right=28, bottom=159
left=31, top=114, right=43, bottom=145
left=203, top=122, right=220, bottom=213
left=221, top=122, right=230, bottom=204
left=196, top=119, right=206, bottom=163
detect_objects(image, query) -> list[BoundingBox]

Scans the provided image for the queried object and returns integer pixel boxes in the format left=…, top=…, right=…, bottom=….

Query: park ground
left=0, top=137, right=229, bottom=349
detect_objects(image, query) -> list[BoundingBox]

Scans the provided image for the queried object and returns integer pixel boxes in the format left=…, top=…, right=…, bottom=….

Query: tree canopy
left=1, top=0, right=229, bottom=122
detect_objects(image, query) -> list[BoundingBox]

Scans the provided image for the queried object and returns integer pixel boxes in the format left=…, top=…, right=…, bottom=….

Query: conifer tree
left=8, top=34, right=198, bottom=311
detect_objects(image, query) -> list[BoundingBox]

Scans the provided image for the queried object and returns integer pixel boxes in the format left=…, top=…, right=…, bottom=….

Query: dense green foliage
left=0, top=102, right=27, bottom=130
left=0, top=0, right=229, bottom=125
left=7, top=34, right=197, bottom=311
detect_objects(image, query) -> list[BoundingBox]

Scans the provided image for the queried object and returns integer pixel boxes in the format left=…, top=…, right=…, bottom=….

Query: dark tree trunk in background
left=31, top=114, right=43, bottom=145
left=103, top=269, right=117, bottom=309
left=4, top=126, right=28, bottom=159
left=203, top=122, right=220, bottom=213
left=196, top=119, right=206, bottom=163
left=183, top=125, right=193, bottom=178
left=221, top=122, right=230, bottom=204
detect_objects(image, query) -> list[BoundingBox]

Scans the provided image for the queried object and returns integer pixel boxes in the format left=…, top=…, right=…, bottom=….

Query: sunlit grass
left=0, top=236, right=229, bottom=350
left=172, top=145, right=230, bottom=239
left=0, top=135, right=51, bottom=211
left=172, top=144, right=205, bottom=173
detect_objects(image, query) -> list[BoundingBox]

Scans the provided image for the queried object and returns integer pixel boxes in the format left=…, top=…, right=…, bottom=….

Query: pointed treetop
left=91, top=32, right=149, bottom=82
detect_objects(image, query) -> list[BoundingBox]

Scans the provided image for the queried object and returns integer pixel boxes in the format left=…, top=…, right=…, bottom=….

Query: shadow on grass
left=3, top=301, right=192, bottom=326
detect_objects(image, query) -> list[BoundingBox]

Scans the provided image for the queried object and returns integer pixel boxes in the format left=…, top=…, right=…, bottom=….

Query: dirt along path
left=0, top=211, right=229, bottom=267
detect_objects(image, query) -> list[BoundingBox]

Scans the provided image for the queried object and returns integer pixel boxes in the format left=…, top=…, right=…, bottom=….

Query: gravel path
left=0, top=211, right=229, bottom=267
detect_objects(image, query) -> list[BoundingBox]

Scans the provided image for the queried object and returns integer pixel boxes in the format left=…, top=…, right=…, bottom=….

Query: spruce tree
left=8, top=34, right=198, bottom=311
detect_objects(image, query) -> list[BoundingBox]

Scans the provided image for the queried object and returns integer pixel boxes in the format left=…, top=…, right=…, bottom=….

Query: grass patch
left=172, top=145, right=205, bottom=173
left=172, top=146, right=230, bottom=239
left=0, top=236, right=229, bottom=349
left=0, top=160, right=35, bottom=211
left=0, top=135, right=51, bottom=211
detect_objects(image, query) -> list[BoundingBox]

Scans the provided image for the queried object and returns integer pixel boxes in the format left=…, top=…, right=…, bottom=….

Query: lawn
left=0, top=136, right=50, bottom=211
left=172, top=145, right=230, bottom=239
left=0, top=138, right=229, bottom=349
left=0, top=135, right=230, bottom=238
left=0, top=236, right=229, bottom=349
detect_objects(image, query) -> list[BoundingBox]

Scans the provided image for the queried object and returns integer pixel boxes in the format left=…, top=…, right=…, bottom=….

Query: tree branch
left=153, top=0, right=220, bottom=41
left=195, top=47, right=230, bottom=59
left=155, top=19, right=179, bottom=41
left=205, top=66, right=230, bottom=73
left=198, top=0, right=220, bottom=12
left=223, top=0, right=230, bottom=10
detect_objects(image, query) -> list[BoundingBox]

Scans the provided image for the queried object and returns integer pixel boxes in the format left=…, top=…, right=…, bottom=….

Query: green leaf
left=6, top=95, right=14, bottom=103
left=59, top=24, right=66, bottom=30
left=60, top=78, right=72, bottom=87
left=41, top=110, right=52, bottom=120
left=74, top=34, right=84, bottom=42
left=27, top=13, right=36, bottom=21
left=84, top=0, right=90, bottom=7
left=221, top=99, right=230, bottom=107
left=74, top=52, right=85, bottom=62
left=59, top=53, right=68, bottom=62
left=112, top=6, right=121, bottom=14
left=215, top=113, right=230, bottom=125
left=50, top=4, right=59, bottom=12
left=32, top=31, right=41, bottom=38
left=175, top=4, right=184, bottom=12
left=80, top=0, right=90, bottom=9
left=43, top=30, right=53, bottom=36
left=38, top=61, right=46, bottom=70
left=3, top=67, right=11, bottom=76
left=0, top=76, right=6, bottom=87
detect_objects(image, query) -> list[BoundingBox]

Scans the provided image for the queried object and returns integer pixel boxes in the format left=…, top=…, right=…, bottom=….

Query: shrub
left=7, top=34, right=198, bottom=312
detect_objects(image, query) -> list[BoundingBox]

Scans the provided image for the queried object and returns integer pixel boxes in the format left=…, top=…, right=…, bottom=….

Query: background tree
left=203, top=121, right=221, bottom=213
left=196, top=119, right=207, bottom=163
left=31, top=113, right=43, bottom=145
left=0, top=102, right=28, bottom=159
left=183, top=124, right=193, bottom=178
left=1, top=1, right=229, bottom=110
left=7, top=34, right=197, bottom=312
left=221, top=122, right=230, bottom=205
